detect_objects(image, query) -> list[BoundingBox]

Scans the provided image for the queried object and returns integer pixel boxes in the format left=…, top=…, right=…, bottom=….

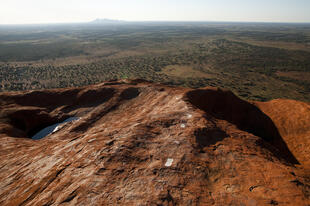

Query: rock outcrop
left=0, top=79, right=309, bottom=205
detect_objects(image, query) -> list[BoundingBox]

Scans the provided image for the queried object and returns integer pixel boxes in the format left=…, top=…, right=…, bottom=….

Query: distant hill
left=90, top=18, right=126, bottom=24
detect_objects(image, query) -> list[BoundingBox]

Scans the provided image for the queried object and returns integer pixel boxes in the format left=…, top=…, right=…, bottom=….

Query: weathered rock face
left=0, top=79, right=309, bottom=205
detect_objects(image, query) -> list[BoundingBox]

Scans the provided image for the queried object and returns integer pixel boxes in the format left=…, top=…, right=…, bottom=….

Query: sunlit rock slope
left=0, top=79, right=309, bottom=205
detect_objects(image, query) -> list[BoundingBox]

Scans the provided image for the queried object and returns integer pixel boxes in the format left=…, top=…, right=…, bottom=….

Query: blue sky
left=1, top=0, right=310, bottom=24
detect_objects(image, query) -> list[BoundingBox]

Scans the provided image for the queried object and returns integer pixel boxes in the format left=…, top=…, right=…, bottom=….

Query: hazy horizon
left=1, top=0, right=310, bottom=25
left=1, top=19, right=310, bottom=26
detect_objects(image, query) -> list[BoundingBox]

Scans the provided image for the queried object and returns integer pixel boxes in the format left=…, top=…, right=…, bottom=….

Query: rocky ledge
left=0, top=79, right=309, bottom=205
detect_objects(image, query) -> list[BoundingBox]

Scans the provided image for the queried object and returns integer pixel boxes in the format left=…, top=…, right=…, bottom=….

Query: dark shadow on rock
left=195, top=127, right=228, bottom=148
left=185, top=88, right=299, bottom=165
left=0, top=87, right=116, bottom=138
left=3, top=89, right=81, bottom=110
left=120, top=88, right=140, bottom=100
left=76, top=88, right=115, bottom=107
left=62, top=87, right=116, bottom=113
left=2, top=107, right=66, bottom=138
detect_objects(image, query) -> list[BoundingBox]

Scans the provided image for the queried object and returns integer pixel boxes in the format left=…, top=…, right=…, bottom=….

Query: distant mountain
left=90, top=18, right=126, bottom=24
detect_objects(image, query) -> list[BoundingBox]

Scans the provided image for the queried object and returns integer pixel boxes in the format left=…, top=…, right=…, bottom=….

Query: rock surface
left=0, top=79, right=309, bottom=205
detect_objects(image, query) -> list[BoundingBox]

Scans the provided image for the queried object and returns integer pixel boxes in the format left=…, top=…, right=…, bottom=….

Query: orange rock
left=255, top=99, right=310, bottom=166
left=0, top=80, right=309, bottom=205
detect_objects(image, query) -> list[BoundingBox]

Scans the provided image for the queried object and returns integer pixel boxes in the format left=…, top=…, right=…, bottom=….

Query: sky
left=1, top=0, right=310, bottom=24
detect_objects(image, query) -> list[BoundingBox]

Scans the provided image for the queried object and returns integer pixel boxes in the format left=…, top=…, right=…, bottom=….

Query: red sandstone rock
left=0, top=80, right=309, bottom=205
left=255, top=100, right=310, bottom=166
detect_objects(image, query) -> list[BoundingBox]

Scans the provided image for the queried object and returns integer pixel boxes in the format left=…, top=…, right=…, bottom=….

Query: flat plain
left=0, top=22, right=309, bottom=101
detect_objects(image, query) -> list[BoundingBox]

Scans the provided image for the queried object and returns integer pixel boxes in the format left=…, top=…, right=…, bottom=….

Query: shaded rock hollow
left=0, top=79, right=309, bottom=205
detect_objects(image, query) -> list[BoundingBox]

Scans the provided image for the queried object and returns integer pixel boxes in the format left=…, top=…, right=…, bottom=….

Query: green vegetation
left=0, top=22, right=309, bottom=101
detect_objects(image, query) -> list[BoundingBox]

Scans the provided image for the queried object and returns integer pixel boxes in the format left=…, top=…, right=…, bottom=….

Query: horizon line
left=1, top=19, right=310, bottom=26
